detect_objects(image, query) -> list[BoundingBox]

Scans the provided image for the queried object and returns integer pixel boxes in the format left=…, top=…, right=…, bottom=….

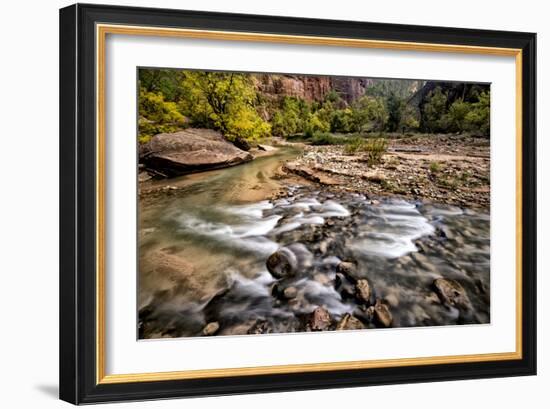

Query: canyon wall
left=253, top=74, right=374, bottom=103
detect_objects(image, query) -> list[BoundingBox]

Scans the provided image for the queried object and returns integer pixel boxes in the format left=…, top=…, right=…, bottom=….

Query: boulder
left=202, top=322, right=220, bottom=336
left=433, top=278, right=471, bottom=310
left=334, top=273, right=356, bottom=299
left=373, top=300, right=393, bottom=328
left=257, top=144, right=277, bottom=152
left=139, top=129, right=253, bottom=177
left=355, top=279, right=372, bottom=304
left=336, top=261, right=359, bottom=281
left=138, top=171, right=152, bottom=183
left=247, top=320, right=273, bottom=335
left=310, top=307, right=331, bottom=331
left=336, top=314, right=365, bottom=331
left=233, top=136, right=251, bottom=151
left=283, top=162, right=341, bottom=185
left=283, top=286, right=298, bottom=299
left=266, top=248, right=298, bottom=279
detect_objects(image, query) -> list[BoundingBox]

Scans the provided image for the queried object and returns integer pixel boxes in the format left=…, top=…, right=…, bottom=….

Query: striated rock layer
left=253, top=74, right=374, bottom=104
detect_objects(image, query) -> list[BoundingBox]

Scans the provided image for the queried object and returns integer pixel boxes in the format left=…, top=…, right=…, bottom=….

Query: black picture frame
left=59, top=3, right=537, bottom=405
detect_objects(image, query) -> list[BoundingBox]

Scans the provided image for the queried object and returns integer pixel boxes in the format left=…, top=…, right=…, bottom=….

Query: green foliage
left=178, top=71, right=270, bottom=141
left=309, top=132, right=341, bottom=145
left=343, top=137, right=388, bottom=164
left=421, top=87, right=490, bottom=136
left=304, top=113, right=330, bottom=138
left=137, top=69, right=490, bottom=144
left=399, top=105, right=420, bottom=132
left=363, top=138, right=388, bottom=166
left=422, top=87, right=448, bottom=132
left=385, top=93, right=405, bottom=132
left=138, top=88, right=187, bottom=143
left=329, top=108, right=356, bottom=133
left=139, top=69, right=186, bottom=101
left=325, top=89, right=340, bottom=103
left=429, top=161, right=442, bottom=173
left=343, top=137, right=366, bottom=154
left=464, top=91, right=490, bottom=136
left=309, top=132, right=367, bottom=147
left=270, top=97, right=309, bottom=137
left=225, top=105, right=271, bottom=141
left=365, top=79, right=422, bottom=100
left=351, top=96, right=389, bottom=132
left=441, top=99, right=470, bottom=132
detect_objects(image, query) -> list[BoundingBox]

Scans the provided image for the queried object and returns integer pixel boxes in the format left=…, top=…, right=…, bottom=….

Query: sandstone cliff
left=252, top=74, right=374, bottom=104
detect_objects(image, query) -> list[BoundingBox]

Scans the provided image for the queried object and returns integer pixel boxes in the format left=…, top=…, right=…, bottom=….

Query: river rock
left=336, top=314, right=365, bottom=331
left=355, top=279, right=372, bottom=304
left=283, top=162, right=341, bottom=185
left=138, top=171, right=152, bottom=182
left=310, top=307, right=331, bottom=331
left=233, top=136, right=251, bottom=151
left=334, top=273, right=356, bottom=299
left=336, top=261, right=358, bottom=281
left=283, top=286, right=298, bottom=299
left=202, top=322, right=220, bottom=336
left=373, top=300, right=393, bottom=328
left=433, top=278, right=471, bottom=310
left=139, top=129, right=253, bottom=177
left=247, top=321, right=273, bottom=335
left=266, top=248, right=298, bottom=278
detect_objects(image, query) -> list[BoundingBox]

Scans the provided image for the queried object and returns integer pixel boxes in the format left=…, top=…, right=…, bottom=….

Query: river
left=138, top=147, right=490, bottom=339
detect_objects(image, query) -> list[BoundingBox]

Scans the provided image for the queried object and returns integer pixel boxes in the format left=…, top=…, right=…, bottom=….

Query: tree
left=139, top=69, right=186, bottom=101
left=422, top=86, right=448, bottom=132
left=386, top=92, right=405, bottom=132
left=464, top=91, right=490, bottom=136
left=399, top=105, right=419, bottom=133
left=352, top=96, right=388, bottom=132
left=329, top=108, right=355, bottom=133
left=138, top=88, right=187, bottom=143
left=270, top=97, right=308, bottom=137
left=443, top=99, right=470, bottom=132
left=179, top=72, right=270, bottom=141
left=304, top=112, right=330, bottom=137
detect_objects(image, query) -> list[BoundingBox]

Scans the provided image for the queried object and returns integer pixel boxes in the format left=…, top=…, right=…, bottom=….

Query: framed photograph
left=59, top=3, right=536, bottom=404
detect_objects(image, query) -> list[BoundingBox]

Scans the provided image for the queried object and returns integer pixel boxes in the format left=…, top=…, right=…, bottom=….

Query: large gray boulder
left=140, top=129, right=253, bottom=177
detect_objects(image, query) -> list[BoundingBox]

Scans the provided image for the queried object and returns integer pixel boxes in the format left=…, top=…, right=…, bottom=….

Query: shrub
left=343, top=137, right=365, bottom=154
left=310, top=132, right=341, bottom=145
left=363, top=138, right=388, bottom=166
left=429, top=161, right=441, bottom=173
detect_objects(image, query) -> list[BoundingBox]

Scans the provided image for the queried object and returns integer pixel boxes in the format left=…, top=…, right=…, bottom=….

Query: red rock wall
left=253, top=74, right=373, bottom=103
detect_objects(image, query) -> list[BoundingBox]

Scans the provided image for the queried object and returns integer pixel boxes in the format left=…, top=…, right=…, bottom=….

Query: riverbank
left=140, top=133, right=490, bottom=209
left=139, top=143, right=308, bottom=203
left=279, top=134, right=490, bottom=208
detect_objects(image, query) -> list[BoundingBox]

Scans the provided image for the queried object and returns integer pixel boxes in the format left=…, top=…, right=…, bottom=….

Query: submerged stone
left=310, top=307, right=331, bottom=331
left=202, top=322, right=220, bottom=336
left=266, top=248, right=298, bottom=279
left=336, top=313, right=365, bottom=331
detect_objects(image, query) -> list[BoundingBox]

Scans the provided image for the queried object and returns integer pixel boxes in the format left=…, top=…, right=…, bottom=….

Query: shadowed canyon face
left=138, top=148, right=490, bottom=339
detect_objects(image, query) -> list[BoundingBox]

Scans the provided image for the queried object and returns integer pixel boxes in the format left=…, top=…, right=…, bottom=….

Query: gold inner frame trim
left=96, top=23, right=523, bottom=385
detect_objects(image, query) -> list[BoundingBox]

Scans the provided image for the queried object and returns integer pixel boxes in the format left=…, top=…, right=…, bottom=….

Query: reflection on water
left=139, top=150, right=490, bottom=339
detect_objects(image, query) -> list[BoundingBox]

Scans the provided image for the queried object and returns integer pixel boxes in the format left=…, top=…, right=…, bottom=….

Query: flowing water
left=139, top=147, right=490, bottom=339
